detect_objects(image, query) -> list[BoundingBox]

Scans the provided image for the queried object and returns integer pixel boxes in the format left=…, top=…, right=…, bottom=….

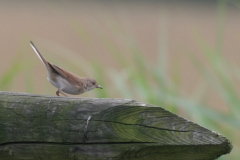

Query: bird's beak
left=97, top=85, right=103, bottom=89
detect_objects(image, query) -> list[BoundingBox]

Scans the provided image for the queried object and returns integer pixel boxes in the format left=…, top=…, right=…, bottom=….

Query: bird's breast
left=48, top=76, right=84, bottom=95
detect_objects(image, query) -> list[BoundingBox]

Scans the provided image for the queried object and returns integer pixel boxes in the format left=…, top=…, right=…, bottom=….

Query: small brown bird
left=30, top=41, right=103, bottom=97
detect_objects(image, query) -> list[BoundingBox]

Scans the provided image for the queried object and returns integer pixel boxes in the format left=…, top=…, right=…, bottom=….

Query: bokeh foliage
left=0, top=0, right=239, bottom=159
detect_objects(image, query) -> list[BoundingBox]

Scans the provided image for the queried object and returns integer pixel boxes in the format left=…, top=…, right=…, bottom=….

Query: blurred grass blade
left=216, top=0, right=227, bottom=54
left=0, top=61, right=23, bottom=91
left=91, top=62, right=108, bottom=98
left=108, top=68, right=133, bottom=99
left=195, top=35, right=240, bottom=114
left=24, top=64, right=35, bottom=93
left=158, top=8, right=169, bottom=77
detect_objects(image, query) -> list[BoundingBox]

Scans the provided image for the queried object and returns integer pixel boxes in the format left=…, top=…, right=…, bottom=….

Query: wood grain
left=0, top=92, right=232, bottom=160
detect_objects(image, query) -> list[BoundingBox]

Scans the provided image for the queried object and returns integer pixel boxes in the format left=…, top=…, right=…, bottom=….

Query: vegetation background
left=0, top=0, right=239, bottom=159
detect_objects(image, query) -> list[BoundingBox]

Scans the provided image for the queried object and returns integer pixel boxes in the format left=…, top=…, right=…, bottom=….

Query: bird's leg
left=60, top=91, right=68, bottom=97
left=56, top=90, right=60, bottom=96
left=56, top=89, right=68, bottom=97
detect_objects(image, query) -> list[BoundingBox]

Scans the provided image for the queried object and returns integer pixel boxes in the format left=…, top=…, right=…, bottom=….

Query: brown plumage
left=30, top=41, right=103, bottom=97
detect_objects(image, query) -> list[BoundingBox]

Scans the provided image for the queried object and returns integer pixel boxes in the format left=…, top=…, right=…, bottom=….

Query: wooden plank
left=0, top=91, right=232, bottom=160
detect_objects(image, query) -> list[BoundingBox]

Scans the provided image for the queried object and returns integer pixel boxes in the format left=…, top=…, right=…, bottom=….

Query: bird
left=30, top=41, right=103, bottom=97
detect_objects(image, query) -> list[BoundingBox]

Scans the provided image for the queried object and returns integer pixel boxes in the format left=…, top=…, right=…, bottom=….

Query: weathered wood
left=0, top=91, right=232, bottom=160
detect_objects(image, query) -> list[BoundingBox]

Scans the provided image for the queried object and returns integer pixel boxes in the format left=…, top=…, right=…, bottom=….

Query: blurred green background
left=0, top=0, right=239, bottom=159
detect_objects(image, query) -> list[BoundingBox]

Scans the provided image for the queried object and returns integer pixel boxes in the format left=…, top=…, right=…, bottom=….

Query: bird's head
left=86, top=78, right=103, bottom=91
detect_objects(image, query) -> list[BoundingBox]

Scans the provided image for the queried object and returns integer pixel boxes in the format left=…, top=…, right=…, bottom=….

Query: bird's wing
left=51, top=64, right=83, bottom=86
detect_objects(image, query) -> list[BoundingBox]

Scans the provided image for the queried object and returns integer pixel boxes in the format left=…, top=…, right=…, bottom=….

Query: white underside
left=47, top=76, right=82, bottom=95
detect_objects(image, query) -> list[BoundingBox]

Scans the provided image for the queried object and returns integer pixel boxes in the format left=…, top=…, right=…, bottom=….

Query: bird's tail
left=30, top=41, right=53, bottom=73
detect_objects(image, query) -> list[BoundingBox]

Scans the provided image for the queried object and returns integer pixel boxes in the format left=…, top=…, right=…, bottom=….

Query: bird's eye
left=92, top=82, right=95, bottom=85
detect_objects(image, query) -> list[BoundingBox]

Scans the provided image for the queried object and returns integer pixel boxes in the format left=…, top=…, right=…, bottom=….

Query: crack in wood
left=83, top=116, right=92, bottom=143
left=91, top=119, right=206, bottom=134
